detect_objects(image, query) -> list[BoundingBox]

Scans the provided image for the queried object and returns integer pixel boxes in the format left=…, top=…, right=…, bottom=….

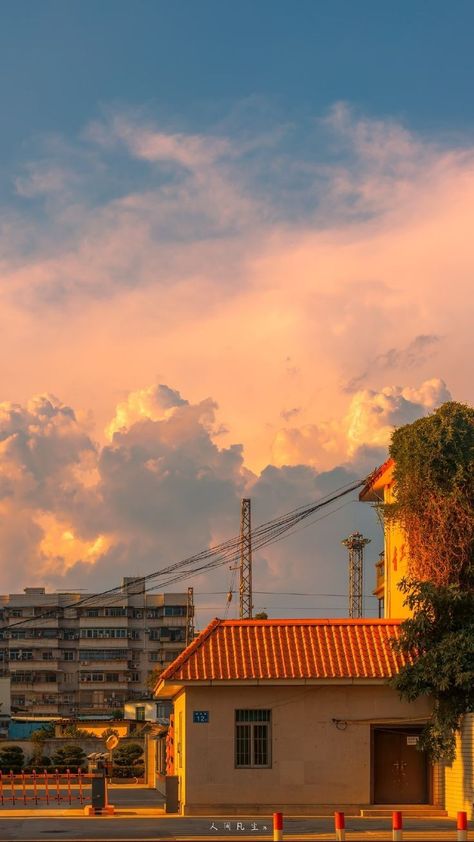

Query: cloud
left=0, top=377, right=453, bottom=626
left=345, top=334, right=441, bottom=392
left=345, top=378, right=452, bottom=456
left=0, top=102, right=471, bottom=618
left=271, top=378, right=451, bottom=469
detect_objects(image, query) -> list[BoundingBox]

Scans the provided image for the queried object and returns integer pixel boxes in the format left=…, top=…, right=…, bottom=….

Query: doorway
left=373, top=727, right=428, bottom=804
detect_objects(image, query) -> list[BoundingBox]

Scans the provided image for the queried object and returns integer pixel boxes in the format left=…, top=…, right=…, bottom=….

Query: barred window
left=235, top=710, right=271, bottom=768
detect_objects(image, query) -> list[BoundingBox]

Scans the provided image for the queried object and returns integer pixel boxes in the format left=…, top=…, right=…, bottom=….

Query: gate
left=0, top=769, right=92, bottom=805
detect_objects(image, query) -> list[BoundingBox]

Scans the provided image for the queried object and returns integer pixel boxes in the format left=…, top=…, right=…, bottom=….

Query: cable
left=4, top=476, right=366, bottom=630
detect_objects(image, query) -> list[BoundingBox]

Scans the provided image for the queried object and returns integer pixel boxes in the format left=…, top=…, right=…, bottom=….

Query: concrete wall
left=0, top=678, right=10, bottom=717
left=178, top=683, right=432, bottom=814
left=0, top=736, right=144, bottom=767
left=442, top=714, right=474, bottom=819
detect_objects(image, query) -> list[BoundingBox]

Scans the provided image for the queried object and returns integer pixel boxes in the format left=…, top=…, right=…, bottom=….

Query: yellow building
left=359, top=458, right=413, bottom=619
left=360, top=457, right=474, bottom=819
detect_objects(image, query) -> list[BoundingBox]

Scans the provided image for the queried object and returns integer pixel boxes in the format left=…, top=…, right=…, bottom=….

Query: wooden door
left=373, top=728, right=428, bottom=804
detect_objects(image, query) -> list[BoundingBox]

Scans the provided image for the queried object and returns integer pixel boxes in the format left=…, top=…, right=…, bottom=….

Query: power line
left=5, top=476, right=366, bottom=630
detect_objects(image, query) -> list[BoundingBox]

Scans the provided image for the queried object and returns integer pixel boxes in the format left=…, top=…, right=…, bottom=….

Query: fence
left=0, top=769, right=92, bottom=805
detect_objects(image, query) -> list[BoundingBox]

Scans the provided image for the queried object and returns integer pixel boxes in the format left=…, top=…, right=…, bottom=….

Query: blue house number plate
left=193, top=710, right=209, bottom=723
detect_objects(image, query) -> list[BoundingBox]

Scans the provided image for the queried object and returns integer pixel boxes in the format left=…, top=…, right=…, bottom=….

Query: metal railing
left=0, top=769, right=92, bottom=805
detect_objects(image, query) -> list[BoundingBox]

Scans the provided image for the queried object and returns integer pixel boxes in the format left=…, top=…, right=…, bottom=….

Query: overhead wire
left=5, top=476, right=366, bottom=630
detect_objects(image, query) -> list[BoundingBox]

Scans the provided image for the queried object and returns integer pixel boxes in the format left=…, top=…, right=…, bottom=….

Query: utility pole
left=239, top=498, right=253, bottom=619
left=342, top=531, right=370, bottom=618
left=185, top=587, right=195, bottom=645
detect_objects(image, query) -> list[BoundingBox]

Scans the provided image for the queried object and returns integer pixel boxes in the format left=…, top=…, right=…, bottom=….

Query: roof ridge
left=157, top=617, right=221, bottom=683
left=216, top=618, right=401, bottom=626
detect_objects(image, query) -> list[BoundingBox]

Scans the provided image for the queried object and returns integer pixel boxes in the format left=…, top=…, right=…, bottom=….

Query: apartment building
left=0, top=578, right=193, bottom=718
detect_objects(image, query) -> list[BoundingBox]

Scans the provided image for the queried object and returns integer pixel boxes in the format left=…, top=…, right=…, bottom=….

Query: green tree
left=384, top=401, right=474, bottom=586
left=112, top=742, right=143, bottom=767
left=0, top=746, right=25, bottom=772
left=392, top=578, right=474, bottom=761
left=385, top=402, right=474, bottom=760
left=51, top=744, right=86, bottom=770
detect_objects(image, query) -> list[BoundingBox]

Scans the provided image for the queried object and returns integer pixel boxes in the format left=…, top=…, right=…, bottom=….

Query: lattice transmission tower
left=185, top=586, right=195, bottom=645
left=239, top=498, right=253, bottom=619
left=342, top=531, right=370, bottom=618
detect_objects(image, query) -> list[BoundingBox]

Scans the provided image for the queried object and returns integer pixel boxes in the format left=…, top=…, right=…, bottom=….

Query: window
left=235, top=710, right=271, bottom=768
left=80, top=628, right=127, bottom=639
left=149, top=627, right=185, bottom=642
left=378, top=596, right=385, bottom=618
left=63, top=651, right=75, bottom=661
left=130, top=671, right=140, bottom=682
left=10, top=650, right=33, bottom=661
left=156, top=701, right=171, bottom=720
left=136, top=705, right=145, bottom=721
left=104, top=607, right=127, bottom=617
left=64, top=630, right=79, bottom=640
left=164, top=606, right=186, bottom=617
left=10, top=609, right=23, bottom=618
left=42, top=651, right=54, bottom=660
left=78, top=649, right=128, bottom=661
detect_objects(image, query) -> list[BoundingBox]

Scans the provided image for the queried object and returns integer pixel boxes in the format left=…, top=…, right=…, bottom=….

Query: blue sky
left=2, top=0, right=474, bottom=168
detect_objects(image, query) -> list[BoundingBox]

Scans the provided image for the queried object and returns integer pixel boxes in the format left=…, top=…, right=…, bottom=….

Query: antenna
left=342, top=531, right=370, bottom=618
left=239, top=498, right=253, bottom=619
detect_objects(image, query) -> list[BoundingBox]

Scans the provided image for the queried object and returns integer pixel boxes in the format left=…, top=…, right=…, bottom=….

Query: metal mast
left=342, top=531, right=370, bottom=618
left=239, top=498, right=253, bottom=619
left=185, top=586, right=195, bottom=646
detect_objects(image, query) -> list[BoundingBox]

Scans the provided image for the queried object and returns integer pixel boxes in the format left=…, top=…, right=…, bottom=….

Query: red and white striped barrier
left=273, top=811, right=283, bottom=841
left=457, top=811, right=468, bottom=842
left=392, top=810, right=403, bottom=841
left=334, top=810, right=345, bottom=841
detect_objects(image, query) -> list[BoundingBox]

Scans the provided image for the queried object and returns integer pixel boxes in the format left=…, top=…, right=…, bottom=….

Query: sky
left=0, top=1, right=473, bottom=628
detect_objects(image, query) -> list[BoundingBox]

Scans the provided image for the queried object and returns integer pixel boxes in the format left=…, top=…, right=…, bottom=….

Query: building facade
left=360, top=457, right=474, bottom=820
left=0, top=578, right=193, bottom=719
left=155, top=618, right=436, bottom=814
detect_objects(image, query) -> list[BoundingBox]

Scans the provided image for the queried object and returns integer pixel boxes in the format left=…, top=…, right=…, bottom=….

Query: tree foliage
left=384, top=401, right=474, bottom=586
left=0, top=746, right=24, bottom=772
left=385, top=402, right=474, bottom=760
left=391, top=579, right=474, bottom=761
left=112, top=742, right=143, bottom=767
left=51, top=744, right=86, bottom=770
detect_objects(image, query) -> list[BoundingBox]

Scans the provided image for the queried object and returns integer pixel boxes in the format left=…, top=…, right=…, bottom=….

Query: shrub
left=112, top=742, right=143, bottom=767
left=51, top=744, right=86, bottom=770
left=111, top=764, right=145, bottom=779
left=0, top=746, right=25, bottom=773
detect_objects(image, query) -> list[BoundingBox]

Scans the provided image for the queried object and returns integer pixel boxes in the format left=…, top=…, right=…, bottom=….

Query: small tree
left=112, top=742, right=143, bottom=767
left=51, top=744, right=86, bottom=770
left=0, top=746, right=25, bottom=772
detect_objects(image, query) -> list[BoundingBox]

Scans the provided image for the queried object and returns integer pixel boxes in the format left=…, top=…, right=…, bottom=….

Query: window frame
left=234, top=709, right=272, bottom=769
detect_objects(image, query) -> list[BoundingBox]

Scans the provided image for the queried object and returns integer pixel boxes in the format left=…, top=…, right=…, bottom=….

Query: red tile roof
left=157, top=618, right=407, bottom=686
left=359, top=457, right=394, bottom=501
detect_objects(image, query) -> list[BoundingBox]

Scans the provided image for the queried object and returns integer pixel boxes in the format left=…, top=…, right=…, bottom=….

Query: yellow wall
left=174, top=691, right=186, bottom=808
left=443, top=714, right=474, bottom=820
left=382, top=480, right=412, bottom=619
left=176, top=683, right=432, bottom=814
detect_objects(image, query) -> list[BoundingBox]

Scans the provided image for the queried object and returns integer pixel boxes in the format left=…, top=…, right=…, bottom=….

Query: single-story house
left=155, top=617, right=441, bottom=815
